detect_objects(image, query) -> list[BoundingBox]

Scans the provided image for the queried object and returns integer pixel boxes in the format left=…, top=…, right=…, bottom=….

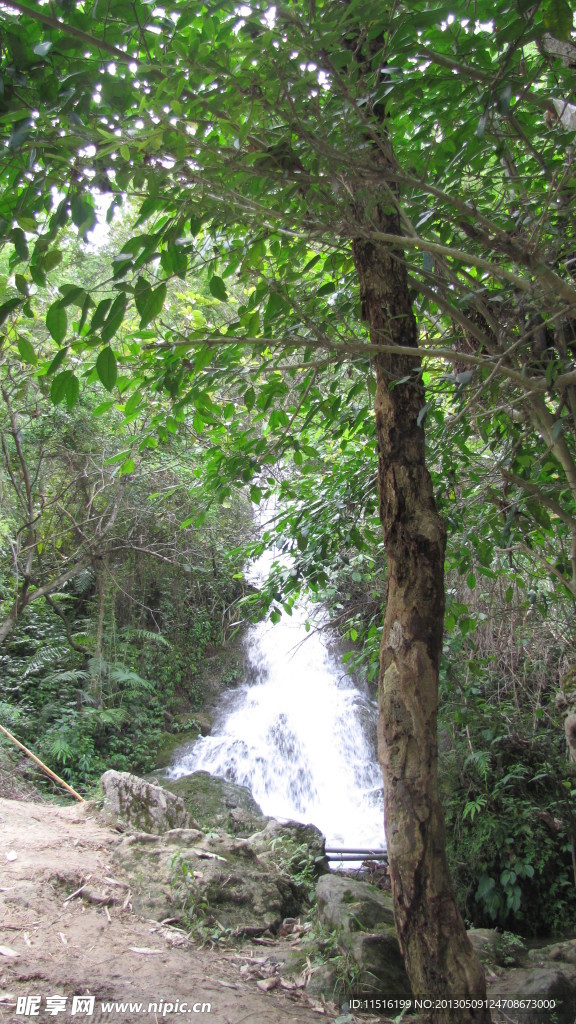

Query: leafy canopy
left=0, top=0, right=575, bottom=603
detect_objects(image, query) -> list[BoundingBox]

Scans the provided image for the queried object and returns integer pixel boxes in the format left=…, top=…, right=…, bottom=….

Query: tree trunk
left=352, top=221, right=491, bottom=1022
left=0, top=603, right=22, bottom=645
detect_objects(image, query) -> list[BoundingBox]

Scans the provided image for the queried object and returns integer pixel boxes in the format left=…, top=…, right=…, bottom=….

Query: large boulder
left=312, top=873, right=410, bottom=1001
left=112, top=828, right=298, bottom=936
left=316, top=873, right=395, bottom=932
left=347, top=931, right=412, bottom=999
left=100, top=770, right=196, bottom=834
left=161, top=771, right=270, bottom=836
left=488, top=965, right=576, bottom=1024
left=529, top=938, right=576, bottom=967
left=250, top=819, right=328, bottom=872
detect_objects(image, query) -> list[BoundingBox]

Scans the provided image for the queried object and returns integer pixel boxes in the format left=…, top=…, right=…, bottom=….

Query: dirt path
left=0, top=798, right=348, bottom=1024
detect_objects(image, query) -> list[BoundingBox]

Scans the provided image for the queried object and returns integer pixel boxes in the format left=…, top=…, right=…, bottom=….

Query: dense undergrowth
left=0, top=393, right=254, bottom=793
left=438, top=583, right=576, bottom=937
left=0, top=531, right=251, bottom=791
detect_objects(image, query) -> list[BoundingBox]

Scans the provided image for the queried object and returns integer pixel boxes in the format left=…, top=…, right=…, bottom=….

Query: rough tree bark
left=352, top=207, right=491, bottom=1022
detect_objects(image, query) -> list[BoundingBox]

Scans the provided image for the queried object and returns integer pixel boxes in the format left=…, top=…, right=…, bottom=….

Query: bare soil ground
left=0, top=797, right=350, bottom=1024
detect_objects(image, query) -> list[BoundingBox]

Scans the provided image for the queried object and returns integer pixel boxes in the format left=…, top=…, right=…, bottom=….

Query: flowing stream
left=170, top=553, right=385, bottom=850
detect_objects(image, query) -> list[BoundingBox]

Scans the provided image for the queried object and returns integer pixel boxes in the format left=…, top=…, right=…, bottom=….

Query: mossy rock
left=154, top=729, right=201, bottom=770
left=249, top=819, right=328, bottom=875
left=310, top=874, right=410, bottom=1001
left=348, top=931, right=412, bottom=999
left=113, top=829, right=296, bottom=936
left=160, top=771, right=270, bottom=836
left=316, top=873, right=395, bottom=933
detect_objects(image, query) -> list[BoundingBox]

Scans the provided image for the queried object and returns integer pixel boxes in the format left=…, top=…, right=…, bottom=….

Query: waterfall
left=169, top=571, right=385, bottom=850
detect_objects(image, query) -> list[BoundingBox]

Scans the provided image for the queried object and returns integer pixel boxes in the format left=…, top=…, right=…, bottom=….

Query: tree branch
left=501, top=470, right=576, bottom=529
left=3, top=0, right=133, bottom=61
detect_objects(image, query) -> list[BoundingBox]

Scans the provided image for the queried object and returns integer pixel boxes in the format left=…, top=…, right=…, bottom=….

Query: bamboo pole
left=0, top=723, right=85, bottom=803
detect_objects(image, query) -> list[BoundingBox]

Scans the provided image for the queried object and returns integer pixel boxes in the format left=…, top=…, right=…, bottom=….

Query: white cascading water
left=169, top=548, right=385, bottom=850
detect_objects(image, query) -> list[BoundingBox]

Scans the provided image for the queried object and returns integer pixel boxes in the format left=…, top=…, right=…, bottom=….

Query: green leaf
left=17, top=336, right=37, bottom=364
left=45, top=347, right=68, bottom=376
left=0, top=297, right=22, bottom=326
left=42, top=250, right=62, bottom=272
left=542, top=0, right=573, bottom=40
left=46, top=302, right=67, bottom=344
left=250, top=485, right=262, bottom=504
left=17, top=217, right=36, bottom=233
left=245, top=310, right=260, bottom=336
left=209, top=275, right=228, bottom=301
left=30, top=263, right=46, bottom=288
left=96, top=347, right=118, bottom=391
left=139, top=283, right=167, bottom=327
left=64, top=374, right=80, bottom=409
left=119, top=458, right=135, bottom=477
left=50, top=370, right=79, bottom=408
left=93, top=400, right=115, bottom=416
left=101, top=292, right=127, bottom=342
left=59, top=285, right=86, bottom=307
left=135, top=276, right=151, bottom=318
left=8, top=121, right=31, bottom=151
left=124, top=390, right=143, bottom=416
left=11, top=228, right=29, bottom=261
left=161, top=246, right=187, bottom=279
left=417, top=402, right=431, bottom=426
left=194, top=347, right=213, bottom=372
left=171, top=247, right=187, bottom=279
left=70, top=195, right=96, bottom=234
left=91, top=298, right=112, bottom=333
left=264, top=291, right=289, bottom=323
left=104, top=449, right=132, bottom=465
